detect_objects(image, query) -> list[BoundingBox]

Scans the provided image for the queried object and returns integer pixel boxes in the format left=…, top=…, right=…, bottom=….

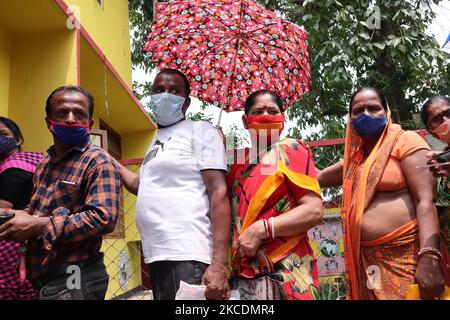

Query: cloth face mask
left=48, top=120, right=90, bottom=146
left=351, top=113, right=387, bottom=138
left=0, top=136, right=18, bottom=156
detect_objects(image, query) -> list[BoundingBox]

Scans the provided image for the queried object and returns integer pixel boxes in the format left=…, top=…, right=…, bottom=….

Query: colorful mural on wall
left=308, top=208, right=345, bottom=278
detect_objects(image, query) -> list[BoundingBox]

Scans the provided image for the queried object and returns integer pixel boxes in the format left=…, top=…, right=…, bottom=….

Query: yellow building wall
left=101, top=239, right=142, bottom=300
left=0, top=26, right=11, bottom=116
left=8, top=30, right=78, bottom=152
left=63, top=0, right=133, bottom=86
left=122, top=130, right=155, bottom=160
left=1, top=2, right=154, bottom=299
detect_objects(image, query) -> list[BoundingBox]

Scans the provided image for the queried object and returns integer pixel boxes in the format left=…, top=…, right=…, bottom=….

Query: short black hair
left=420, top=95, right=450, bottom=129
left=0, top=117, right=24, bottom=151
left=244, top=90, right=284, bottom=115
left=155, top=69, right=191, bottom=97
left=46, top=86, right=95, bottom=119
left=349, top=87, right=388, bottom=112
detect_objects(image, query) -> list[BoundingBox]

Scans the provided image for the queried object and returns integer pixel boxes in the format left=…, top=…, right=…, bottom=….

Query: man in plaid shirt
left=0, top=86, right=120, bottom=300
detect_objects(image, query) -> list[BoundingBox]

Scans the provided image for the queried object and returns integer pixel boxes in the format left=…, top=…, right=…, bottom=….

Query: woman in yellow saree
left=227, top=90, right=323, bottom=300
left=319, top=87, right=446, bottom=300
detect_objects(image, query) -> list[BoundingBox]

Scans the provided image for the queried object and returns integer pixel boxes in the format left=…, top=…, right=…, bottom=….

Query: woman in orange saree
left=319, top=87, right=446, bottom=300
left=227, top=90, right=323, bottom=300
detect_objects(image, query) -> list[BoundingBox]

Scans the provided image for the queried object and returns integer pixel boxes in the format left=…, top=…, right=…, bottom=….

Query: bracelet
left=418, top=247, right=443, bottom=260
left=262, top=219, right=269, bottom=239
left=421, top=254, right=441, bottom=261
left=266, top=219, right=272, bottom=240
left=270, top=217, right=275, bottom=239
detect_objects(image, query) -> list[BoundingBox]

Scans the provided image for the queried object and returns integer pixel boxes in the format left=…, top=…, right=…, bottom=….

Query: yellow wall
left=101, top=239, right=142, bottom=300
left=63, top=0, right=133, bottom=86
left=0, top=2, right=153, bottom=299
left=8, top=30, right=78, bottom=152
left=122, top=130, right=155, bottom=159
left=0, top=26, right=10, bottom=116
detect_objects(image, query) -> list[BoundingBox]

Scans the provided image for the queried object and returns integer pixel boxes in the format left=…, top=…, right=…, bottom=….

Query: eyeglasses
left=428, top=109, right=450, bottom=130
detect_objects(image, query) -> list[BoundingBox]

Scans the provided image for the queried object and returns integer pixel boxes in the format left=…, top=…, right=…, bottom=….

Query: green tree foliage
left=129, top=0, right=155, bottom=73
left=225, top=123, right=251, bottom=149
left=129, top=0, right=156, bottom=108
left=129, top=0, right=449, bottom=141
left=129, top=0, right=216, bottom=119
left=262, top=0, right=449, bottom=140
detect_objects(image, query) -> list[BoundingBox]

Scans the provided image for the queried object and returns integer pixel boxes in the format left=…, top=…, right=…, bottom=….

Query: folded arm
left=317, top=160, right=344, bottom=187
left=0, top=160, right=121, bottom=245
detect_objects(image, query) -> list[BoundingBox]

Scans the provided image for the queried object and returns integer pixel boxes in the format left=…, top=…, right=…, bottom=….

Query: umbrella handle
left=216, top=107, right=224, bottom=128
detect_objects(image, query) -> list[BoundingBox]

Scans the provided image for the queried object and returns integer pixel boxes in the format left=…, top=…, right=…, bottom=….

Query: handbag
left=231, top=249, right=288, bottom=300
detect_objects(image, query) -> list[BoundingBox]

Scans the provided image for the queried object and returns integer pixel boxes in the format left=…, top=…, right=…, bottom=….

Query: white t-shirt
left=136, top=120, right=227, bottom=264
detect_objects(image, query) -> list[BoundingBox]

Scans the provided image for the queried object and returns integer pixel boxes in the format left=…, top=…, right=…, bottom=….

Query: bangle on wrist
left=262, top=219, right=269, bottom=239
left=269, top=217, right=275, bottom=239
left=266, top=219, right=272, bottom=240
left=418, top=247, right=443, bottom=260
left=420, top=253, right=441, bottom=261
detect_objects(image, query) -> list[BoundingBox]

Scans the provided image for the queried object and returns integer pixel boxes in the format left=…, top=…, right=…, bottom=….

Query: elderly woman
left=227, top=90, right=323, bottom=300
left=318, top=87, right=445, bottom=300
left=420, top=95, right=450, bottom=255
left=0, top=117, right=43, bottom=300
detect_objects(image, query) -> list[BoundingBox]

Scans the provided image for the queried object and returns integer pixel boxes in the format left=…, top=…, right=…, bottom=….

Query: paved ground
left=124, top=290, right=154, bottom=300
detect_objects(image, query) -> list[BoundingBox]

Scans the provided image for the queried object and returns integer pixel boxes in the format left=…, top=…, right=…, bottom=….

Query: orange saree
left=341, top=109, right=422, bottom=300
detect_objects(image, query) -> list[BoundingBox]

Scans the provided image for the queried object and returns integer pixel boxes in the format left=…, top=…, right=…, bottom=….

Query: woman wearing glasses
left=420, top=96, right=450, bottom=254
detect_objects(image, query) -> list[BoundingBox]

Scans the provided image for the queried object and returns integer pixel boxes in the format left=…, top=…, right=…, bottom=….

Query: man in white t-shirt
left=118, top=69, right=231, bottom=300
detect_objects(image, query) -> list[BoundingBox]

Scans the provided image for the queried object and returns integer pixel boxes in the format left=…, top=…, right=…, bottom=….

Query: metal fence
left=100, top=160, right=153, bottom=300
left=98, top=139, right=349, bottom=300
left=99, top=130, right=437, bottom=300
left=308, top=139, right=346, bottom=300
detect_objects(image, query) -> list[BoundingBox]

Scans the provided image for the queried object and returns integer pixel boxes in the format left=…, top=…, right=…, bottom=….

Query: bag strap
left=233, top=248, right=274, bottom=277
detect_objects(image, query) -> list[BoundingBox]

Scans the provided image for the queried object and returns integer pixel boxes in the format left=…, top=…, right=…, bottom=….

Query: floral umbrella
left=144, top=0, right=311, bottom=115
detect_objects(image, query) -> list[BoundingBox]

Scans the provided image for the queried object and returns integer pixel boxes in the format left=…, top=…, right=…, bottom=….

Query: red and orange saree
left=227, top=138, right=322, bottom=300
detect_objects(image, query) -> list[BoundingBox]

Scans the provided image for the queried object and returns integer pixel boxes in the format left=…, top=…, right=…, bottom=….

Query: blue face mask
left=49, top=120, right=90, bottom=146
left=151, top=92, right=186, bottom=127
left=0, top=136, right=17, bottom=156
left=351, top=113, right=387, bottom=138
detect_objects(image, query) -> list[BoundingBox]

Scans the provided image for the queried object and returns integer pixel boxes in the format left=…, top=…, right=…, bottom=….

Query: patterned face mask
left=0, top=136, right=18, bottom=156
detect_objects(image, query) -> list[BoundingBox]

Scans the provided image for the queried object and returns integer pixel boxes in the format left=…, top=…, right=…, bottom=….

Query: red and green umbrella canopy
left=144, top=0, right=311, bottom=112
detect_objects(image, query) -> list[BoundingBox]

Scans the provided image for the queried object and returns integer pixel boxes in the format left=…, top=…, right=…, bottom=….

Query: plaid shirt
left=26, top=140, right=120, bottom=280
